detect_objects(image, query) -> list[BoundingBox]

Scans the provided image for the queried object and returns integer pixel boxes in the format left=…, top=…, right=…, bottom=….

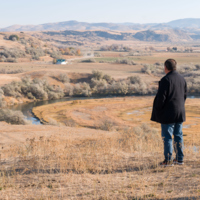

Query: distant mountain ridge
left=42, top=29, right=192, bottom=42
left=1, top=18, right=200, bottom=32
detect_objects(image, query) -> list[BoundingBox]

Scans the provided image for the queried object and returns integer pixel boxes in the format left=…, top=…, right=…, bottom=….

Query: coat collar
left=166, top=70, right=177, bottom=76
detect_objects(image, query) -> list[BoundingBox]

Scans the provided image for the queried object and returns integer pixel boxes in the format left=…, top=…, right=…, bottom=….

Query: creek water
left=9, top=96, right=198, bottom=125
left=10, top=97, right=81, bottom=125
left=10, top=96, right=104, bottom=125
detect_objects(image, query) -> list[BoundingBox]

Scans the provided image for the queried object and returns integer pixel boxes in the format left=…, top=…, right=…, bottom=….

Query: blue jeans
left=161, top=123, right=184, bottom=162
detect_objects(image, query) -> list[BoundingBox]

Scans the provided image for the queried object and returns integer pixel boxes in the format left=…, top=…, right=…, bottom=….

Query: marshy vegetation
left=0, top=70, right=154, bottom=106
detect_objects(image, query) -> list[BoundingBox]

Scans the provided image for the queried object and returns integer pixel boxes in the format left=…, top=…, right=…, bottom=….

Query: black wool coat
left=151, top=70, right=187, bottom=124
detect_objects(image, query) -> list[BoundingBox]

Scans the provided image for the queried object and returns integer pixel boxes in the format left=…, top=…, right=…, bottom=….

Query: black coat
left=151, top=70, right=187, bottom=124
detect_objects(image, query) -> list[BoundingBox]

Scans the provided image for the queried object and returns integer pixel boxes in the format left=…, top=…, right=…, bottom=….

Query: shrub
left=100, top=45, right=132, bottom=52
left=9, top=34, right=19, bottom=41
left=58, top=73, right=70, bottom=83
left=102, top=74, right=112, bottom=83
left=64, top=83, right=74, bottom=96
left=0, top=68, right=23, bottom=74
left=2, top=81, right=22, bottom=97
left=115, top=59, right=137, bottom=65
left=141, top=64, right=164, bottom=76
left=94, top=52, right=101, bottom=57
left=109, top=81, right=129, bottom=95
left=177, top=65, right=196, bottom=74
left=6, top=58, right=18, bottom=63
left=195, top=64, right=200, bottom=70
left=120, top=123, right=160, bottom=151
left=0, top=48, right=26, bottom=60
left=92, top=70, right=103, bottom=80
left=99, top=119, right=116, bottom=131
left=47, top=118, right=58, bottom=126
left=81, top=58, right=96, bottom=63
left=81, top=82, right=92, bottom=96
left=25, top=47, right=45, bottom=60
left=63, top=118, right=77, bottom=127
left=0, top=109, right=29, bottom=125
left=128, top=76, right=142, bottom=84
left=91, top=78, right=108, bottom=94
left=50, top=50, right=62, bottom=59
left=2, top=78, right=65, bottom=100
left=19, top=38, right=27, bottom=45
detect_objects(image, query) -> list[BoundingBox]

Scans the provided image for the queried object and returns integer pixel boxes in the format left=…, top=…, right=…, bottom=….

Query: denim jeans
left=161, top=123, right=184, bottom=162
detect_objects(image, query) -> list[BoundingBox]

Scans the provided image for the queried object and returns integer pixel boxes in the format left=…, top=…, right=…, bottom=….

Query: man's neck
left=165, top=70, right=173, bottom=74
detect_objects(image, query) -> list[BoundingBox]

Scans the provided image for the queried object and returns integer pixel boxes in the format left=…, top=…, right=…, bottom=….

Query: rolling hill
left=1, top=18, right=200, bottom=32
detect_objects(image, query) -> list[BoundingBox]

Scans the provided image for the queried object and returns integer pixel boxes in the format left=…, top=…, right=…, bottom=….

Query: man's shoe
left=160, top=159, right=174, bottom=167
left=173, top=159, right=184, bottom=165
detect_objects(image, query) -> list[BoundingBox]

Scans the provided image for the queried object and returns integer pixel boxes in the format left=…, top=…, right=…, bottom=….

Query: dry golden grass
left=0, top=97, right=200, bottom=199
left=0, top=122, right=199, bottom=199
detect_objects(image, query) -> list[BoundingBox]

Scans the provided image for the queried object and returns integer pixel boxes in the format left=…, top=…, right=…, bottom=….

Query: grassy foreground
left=3, top=97, right=195, bottom=199
left=0, top=97, right=200, bottom=199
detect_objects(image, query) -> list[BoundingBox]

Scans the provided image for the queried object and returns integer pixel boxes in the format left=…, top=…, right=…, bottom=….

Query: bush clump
left=9, top=34, right=19, bottom=41
left=0, top=109, right=29, bottom=125
left=50, top=50, right=62, bottom=59
left=25, top=47, right=45, bottom=60
left=81, top=58, right=96, bottom=63
left=141, top=64, right=164, bottom=75
left=0, top=48, right=26, bottom=62
left=115, top=59, right=137, bottom=65
left=100, top=44, right=132, bottom=52
left=0, top=68, right=24, bottom=74
left=58, top=74, right=70, bottom=83
left=1, top=70, right=154, bottom=101
left=2, top=77, right=64, bottom=100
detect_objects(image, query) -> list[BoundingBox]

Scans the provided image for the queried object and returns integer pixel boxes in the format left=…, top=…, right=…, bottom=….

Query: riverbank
left=32, top=96, right=200, bottom=144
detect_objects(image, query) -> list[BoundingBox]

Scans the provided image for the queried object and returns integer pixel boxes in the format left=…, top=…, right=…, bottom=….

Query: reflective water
left=10, top=97, right=84, bottom=125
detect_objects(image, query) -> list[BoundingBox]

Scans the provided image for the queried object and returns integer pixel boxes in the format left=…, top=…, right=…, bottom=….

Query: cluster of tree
left=0, top=71, right=154, bottom=105
left=141, top=63, right=164, bottom=76
left=0, top=48, right=26, bottom=63
left=25, top=47, right=45, bottom=60
left=100, top=44, right=132, bottom=52
left=59, top=47, right=81, bottom=56
left=64, top=71, right=154, bottom=97
left=2, top=76, right=64, bottom=100
left=0, top=109, right=29, bottom=125
left=115, top=59, right=137, bottom=65
left=0, top=68, right=24, bottom=74
left=3, top=34, right=19, bottom=41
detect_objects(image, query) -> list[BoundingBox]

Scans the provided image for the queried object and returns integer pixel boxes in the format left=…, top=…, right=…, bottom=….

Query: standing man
left=151, top=59, right=187, bottom=166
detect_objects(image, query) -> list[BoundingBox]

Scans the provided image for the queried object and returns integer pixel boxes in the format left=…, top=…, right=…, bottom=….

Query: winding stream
left=10, top=96, right=100, bottom=125
left=10, top=96, right=198, bottom=125
left=10, top=97, right=76, bottom=125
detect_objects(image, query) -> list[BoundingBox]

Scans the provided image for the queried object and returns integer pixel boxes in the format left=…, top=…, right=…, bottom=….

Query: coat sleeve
left=155, top=78, right=169, bottom=110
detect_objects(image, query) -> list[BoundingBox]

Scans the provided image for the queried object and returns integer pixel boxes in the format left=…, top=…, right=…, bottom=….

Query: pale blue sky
left=1, top=0, right=200, bottom=28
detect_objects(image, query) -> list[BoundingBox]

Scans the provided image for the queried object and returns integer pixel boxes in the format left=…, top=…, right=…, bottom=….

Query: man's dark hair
left=164, top=59, right=177, bottom=71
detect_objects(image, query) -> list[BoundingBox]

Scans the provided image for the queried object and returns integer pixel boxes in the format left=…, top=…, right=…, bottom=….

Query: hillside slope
left=1, top=18, right=200, bottom=32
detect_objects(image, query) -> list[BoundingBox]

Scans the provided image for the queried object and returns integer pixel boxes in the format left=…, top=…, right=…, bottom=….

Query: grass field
left=1, top=34, right=200, bottom=199
left=0, top=97, right=199, bottom=199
